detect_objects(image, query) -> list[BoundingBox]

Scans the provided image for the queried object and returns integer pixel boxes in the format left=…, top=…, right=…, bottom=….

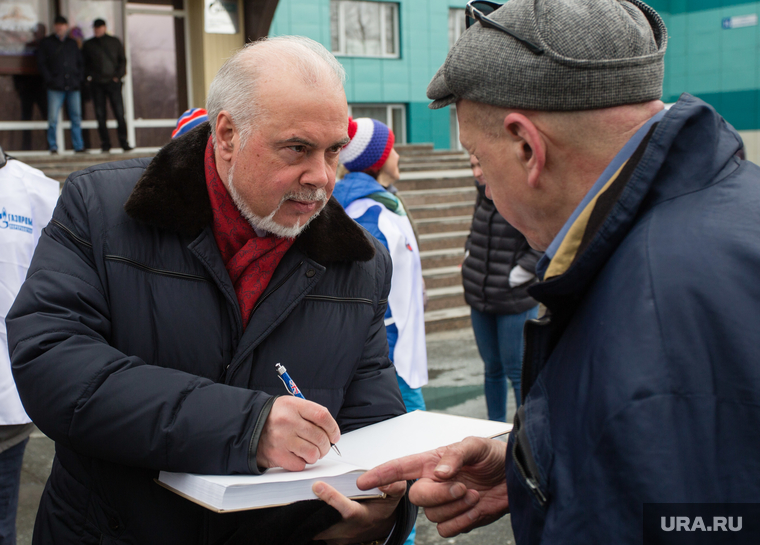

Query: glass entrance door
left=125, top=0, right=189, bottom=147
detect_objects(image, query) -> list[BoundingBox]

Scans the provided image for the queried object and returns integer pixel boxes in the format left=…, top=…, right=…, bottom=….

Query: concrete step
left=395, top=143, right=434, bottom=155
left=420, top=247, right=465, bottom=270
left=423, top=265, right=462, bottom=290
left=426, top=285, right=466, bottom=311
left=418, top=230, right=469, bottom=252
left=399, top=154, right=469, bottom=164
left=401, top=161, right=471, bottom=172
left=396, top=174, right=472, bottom=192
left=414, top=215, right=472, bottom=235
left=399, top=186, right=475, bottom=206
left=424, top=305, right=471, bottom=334
left=408, top=200, right=475, bottom=219
left=19, top=150, right=156, bottom=182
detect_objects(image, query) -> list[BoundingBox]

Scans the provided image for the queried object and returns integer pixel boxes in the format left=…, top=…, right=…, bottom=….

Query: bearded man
left=8, top=36, right=415, bottom=545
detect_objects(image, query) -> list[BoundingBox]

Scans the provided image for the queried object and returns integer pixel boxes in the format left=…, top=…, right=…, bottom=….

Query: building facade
left=1, top=0, right=759, bottom=162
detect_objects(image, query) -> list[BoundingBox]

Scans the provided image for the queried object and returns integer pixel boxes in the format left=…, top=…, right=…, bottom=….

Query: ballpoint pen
left=275, top=363, right=341, bottom=456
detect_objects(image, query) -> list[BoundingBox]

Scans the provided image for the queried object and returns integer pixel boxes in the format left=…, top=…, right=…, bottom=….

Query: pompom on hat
left=172, top=108, right=209, bottom=139
left=340, top=117, right=395, bottom=173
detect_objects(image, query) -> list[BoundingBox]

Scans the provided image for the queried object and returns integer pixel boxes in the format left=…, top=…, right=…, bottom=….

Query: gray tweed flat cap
left=428, top=0, right=668, bottom=111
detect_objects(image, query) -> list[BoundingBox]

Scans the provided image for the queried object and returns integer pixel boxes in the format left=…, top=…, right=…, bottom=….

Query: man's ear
left=503, top=113, right=545, bottom=188
left=215, top=111, right=237, bottom=162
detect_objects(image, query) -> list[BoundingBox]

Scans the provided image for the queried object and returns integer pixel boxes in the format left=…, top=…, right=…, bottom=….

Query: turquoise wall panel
left=269, top=0, right=456, bottom=146
left=407, top=101, right=449, bottom=148
left=269, top=0, right=760, bottom=140
left=664, top=90, right=758, bottom=130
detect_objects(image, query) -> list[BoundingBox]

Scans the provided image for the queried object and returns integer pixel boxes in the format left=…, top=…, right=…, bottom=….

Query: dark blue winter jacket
left=507, top=94, right=760, bottom=544
left=6, top=124, right=415, bottom=544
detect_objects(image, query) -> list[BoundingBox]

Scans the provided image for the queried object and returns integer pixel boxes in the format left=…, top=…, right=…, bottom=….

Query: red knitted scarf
left=204, top=137, right=294, bottom=329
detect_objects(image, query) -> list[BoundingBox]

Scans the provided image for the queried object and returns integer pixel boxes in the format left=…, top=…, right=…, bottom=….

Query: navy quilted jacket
left=507, top=95, right=760, bottom=544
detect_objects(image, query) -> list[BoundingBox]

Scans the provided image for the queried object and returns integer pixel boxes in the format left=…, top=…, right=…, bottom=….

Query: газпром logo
left=0, top=207, right=33, bottom=234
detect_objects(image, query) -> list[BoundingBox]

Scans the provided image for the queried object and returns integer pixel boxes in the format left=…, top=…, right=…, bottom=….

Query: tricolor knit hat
left=340, top=117, right=395, bottom=173
left=172, top=108, right=208, bottom=139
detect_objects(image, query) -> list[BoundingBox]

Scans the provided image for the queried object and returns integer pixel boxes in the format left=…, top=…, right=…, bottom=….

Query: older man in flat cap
left=361, top=0, right=760, bottom=543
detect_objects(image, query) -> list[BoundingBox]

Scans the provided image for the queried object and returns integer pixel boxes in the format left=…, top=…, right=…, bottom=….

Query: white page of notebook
left=160, top=410, right=510, bottom=491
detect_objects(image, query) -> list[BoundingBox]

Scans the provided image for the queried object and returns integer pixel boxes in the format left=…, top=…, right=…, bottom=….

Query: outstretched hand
left=256, top=396, right=340, bottom=471
left=311, top=479, right=407, bottom=545
left=357, top=436, right=510, bottom=537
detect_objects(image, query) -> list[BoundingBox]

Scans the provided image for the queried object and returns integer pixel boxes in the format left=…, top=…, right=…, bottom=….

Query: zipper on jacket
left=51, top=219, right=210, bottom=283
left=105, top=255, right=209, bottom=282
left=225, top=261, right=305, bottom=383
left=303, top=294, right=373, bottom=305
left=50, top=219, right=93, bottom=249
left=511, top=407, right=548, bottom=507
left=249, top=260, right=304, bottom=315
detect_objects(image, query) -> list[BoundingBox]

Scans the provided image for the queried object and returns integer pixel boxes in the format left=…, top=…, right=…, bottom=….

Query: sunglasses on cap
left=465, top=0, right=544, bottom=55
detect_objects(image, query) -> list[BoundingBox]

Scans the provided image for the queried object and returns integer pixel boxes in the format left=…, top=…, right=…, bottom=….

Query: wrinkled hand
left=256, top=396, right=340, bottom=471
left=312, top=478, right=406, bottom=545
left=357, top=437, right=509, bottom=538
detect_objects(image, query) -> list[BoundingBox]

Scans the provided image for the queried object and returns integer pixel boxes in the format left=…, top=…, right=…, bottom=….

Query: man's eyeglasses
left=465, top=0, right=544, bottom=55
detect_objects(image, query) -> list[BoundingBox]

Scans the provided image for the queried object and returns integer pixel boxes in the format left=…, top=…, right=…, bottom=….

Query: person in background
left=82, top=18, right=131, bottom=153
left=0, top=146, right=60, bottom=545
left=172, top=108, right=209, bottom=139
left=462, top=153, right=541, bottom=421
left=37, top=15, right=85, bottom=154
left=333, top=117, right=427, bottom=545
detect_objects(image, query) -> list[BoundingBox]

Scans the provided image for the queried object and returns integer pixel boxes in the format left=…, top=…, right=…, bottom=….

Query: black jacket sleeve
left=7, top=179, right=267, bottom=477
left=36, top=39, right=52, bottom=86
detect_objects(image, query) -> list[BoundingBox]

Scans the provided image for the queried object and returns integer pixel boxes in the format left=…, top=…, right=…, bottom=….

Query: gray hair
left=206, top=35, right=346, bottom=146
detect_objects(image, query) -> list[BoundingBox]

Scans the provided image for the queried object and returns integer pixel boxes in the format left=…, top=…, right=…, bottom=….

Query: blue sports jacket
left=507, top=94, right=760, bottom=544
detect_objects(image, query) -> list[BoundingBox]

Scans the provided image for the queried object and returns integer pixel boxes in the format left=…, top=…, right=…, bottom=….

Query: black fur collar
left=124, top=123, right=374, bottom=263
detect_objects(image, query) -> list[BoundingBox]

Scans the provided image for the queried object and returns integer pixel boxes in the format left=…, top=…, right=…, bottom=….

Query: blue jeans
left=471, top=306, right=539, bottom=422
left=47, top=89, right=84, bottom=151
left=0, top=438, right=28, bottom=545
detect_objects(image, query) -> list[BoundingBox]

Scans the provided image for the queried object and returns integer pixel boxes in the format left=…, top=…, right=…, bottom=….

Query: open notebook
left=157, top=410, right=511, bottom=512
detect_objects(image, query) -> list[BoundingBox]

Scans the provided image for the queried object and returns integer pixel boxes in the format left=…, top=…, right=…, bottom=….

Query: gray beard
left=227, top=164, right=327, bottom=239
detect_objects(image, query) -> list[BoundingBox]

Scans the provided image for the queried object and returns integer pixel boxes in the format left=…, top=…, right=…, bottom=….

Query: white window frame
left=449, top=8, right=466, bottom=50
left=449, top=105, right=462, bottom=151
left=348, top=103, right=406, bottom=144
left=331, top=1, right=400, bottom=59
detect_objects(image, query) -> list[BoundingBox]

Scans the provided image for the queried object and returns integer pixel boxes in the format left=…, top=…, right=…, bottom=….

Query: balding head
left=206, top=36, right=346, bottom=147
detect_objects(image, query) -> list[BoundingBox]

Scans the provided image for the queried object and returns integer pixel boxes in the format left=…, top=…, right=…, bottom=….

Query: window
left=348, top=103, right=406, bottom=144
left=449, top=105, right=462, bottom=151
left=331, top=1, right=399, bottom=58
left=449, top=8, right=466, bottom=50
left=448, top=9, right=466, bottom=150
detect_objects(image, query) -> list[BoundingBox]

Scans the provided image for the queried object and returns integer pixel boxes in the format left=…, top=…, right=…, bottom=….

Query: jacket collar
left=529, top=94, right=743, bottom=310
left=124, top=123, right=375, bottom=264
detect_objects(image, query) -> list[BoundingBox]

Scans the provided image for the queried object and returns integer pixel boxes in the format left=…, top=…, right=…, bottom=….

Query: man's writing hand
left=312, top=478, right=406, bottom=544
left=256, top=396, right=340, bottom=471
left=357, top=437, right=510, bottom=538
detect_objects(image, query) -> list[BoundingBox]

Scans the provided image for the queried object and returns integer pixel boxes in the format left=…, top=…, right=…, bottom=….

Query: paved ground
left=16, top=327, right=517, bottom=545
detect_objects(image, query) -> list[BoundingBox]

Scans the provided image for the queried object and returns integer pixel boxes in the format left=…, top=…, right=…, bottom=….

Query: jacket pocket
left=511, top=378, right=553, bottom=510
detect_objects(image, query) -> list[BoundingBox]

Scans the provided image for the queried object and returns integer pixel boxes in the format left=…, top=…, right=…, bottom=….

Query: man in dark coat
left=361, top=0, right=760, bottom=543
left=36, top=15, right=85, bottom=153
left=8, top=36, right=415, bottom=545
left=82, top=19, right=132, bottom=152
